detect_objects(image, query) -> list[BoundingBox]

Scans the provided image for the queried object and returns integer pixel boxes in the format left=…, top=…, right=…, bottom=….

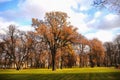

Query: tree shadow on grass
left=0, top=72, right=120, bottom=80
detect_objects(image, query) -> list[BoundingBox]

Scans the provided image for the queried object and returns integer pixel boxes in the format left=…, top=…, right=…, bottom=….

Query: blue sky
left=0, top=0, right=120, bottom=42
left=0, top=0, right=18, bottom=11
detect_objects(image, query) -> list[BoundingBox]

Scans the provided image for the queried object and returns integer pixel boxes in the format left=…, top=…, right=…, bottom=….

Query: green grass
left=0, top=67, right=120, bottom=80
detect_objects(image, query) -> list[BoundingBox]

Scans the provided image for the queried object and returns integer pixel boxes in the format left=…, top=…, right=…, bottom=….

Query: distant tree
left=114, top=35, right=120, bottom=66
left=3, top=25, right=31, bottom=70
left=103, top=42, right=114, bottom=66
left=61, top=44, right=76, bottom=68
left=32, top=11, right=78, bottom=71
left=0, top=42, right=5, bottom=68
left=23, top=31, right=49, bottom=68
left=3, top=25, right=19, bottom=69
left=66, top=45, right=77, bottom=68
left=16, top=31, right=33, bottom=69
left=103, top=35, right=120, bottom=67
left=76, top=34, right=90, bottom=67
left=24, top=31, right=37, bottom=68
left=90, top=38, right=105, bottom=67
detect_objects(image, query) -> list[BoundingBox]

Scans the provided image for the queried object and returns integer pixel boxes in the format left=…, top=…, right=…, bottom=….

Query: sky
left=0, top=0, right=120, bottom=43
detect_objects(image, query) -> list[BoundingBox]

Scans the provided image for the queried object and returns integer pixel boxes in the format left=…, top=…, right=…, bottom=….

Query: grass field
left=0, top=67, right=120, bottom=80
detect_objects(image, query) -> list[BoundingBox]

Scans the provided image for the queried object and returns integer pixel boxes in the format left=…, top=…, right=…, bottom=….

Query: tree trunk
left=16, top=62, right=20, bottom=70
left=48, top=53, right=50, bottom=69
left=51, top=50, right=56, bottom=71
left=60, top=56, right=63, bottom=69
left=79, top=55, right=83, bottom=67
left=89, top=55, right=94, bottom=67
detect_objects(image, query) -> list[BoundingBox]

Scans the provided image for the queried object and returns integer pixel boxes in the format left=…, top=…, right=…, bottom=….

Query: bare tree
left=113, top=35, right=120, bottom=66
left=75, top=34, right=90, bottom=67
left=3, top=25, right=19, bottom=69
left=104, top=42, right=114, bottom=66
left=0, top=42, right=6, bottom=68
left=93, top=0, right=120, bottom=13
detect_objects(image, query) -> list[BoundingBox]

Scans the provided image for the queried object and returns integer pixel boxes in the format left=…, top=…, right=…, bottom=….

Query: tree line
left=0, top=12, right=120, bottom=71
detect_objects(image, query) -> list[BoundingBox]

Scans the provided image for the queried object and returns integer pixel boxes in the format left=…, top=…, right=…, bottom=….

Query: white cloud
left=18, top=25, right=34, bottom=31
left=0, top=0, right=92, bottom=33
left=68, top=11, right=89, bottom=33
left=17, top=0, right=90, bottom=34
left=0, top=17, right=18, bottom=34
left=86, top=11, right=120, bottom=42
left=0, top=17, right=33, bottom=34
left=94, top=11, right=102, bottom=18
left=1, top=0, right=120, bottom=43
left=75, top=0, right=93, bottom=11
left=87, top=12, right=120, bottom=29
left=0, top=0, right=79, bottom=22
left=105, top=14, right=118, bottom=21
left=17, top=0, right=45, bottom=19
left=100, top=14, right=120, bottom=29
left=85, top=30, right=114, bottom=42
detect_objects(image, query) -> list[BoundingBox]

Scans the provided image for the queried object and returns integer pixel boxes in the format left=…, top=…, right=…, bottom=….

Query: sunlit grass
left=0, top=67, right=120, bottom=80
left=0, top=67, right=119, bottom=74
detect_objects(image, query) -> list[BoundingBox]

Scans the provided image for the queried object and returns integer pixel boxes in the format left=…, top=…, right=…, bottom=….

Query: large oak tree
left=32, top=11, right=78, bottom=71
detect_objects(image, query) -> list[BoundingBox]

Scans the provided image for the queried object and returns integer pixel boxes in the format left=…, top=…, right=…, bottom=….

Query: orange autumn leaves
left=32, top=12, right=77, bottom=48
